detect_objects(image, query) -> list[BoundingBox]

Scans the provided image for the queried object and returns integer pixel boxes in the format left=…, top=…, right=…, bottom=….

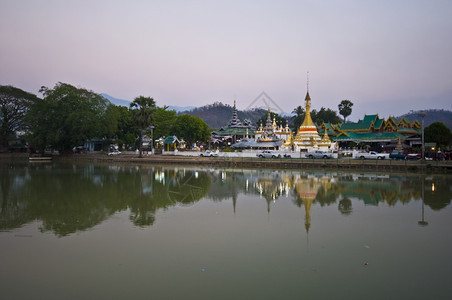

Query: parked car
left=257, top=150, right=281, bottom=158
left=73, top=146, right=87, bottom=154
left=389, top=151, right=406, bottom=160
left=357, top=151, right=387, bottom=160
left=107, top=150, right=121, bottom=156
left=200, top=150, right=218, bottom=157
left=306, top=150, right=332, bottom=159
left=406, top=153, right=421, bottom=161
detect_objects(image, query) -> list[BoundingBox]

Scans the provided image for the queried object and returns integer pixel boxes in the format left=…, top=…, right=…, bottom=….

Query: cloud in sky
left=1, top=0, right=451, bottom=120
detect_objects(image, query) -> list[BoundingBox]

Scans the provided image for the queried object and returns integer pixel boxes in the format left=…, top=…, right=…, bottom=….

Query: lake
left=1, top=162, right=451, bottom=299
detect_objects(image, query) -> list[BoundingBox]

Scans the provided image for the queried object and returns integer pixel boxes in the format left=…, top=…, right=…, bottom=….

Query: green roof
left=374, top=119, right=384, bottom=129
left=340, top=121, right=372, bottom=131
left=340, top=114, right=384, bottom=131
left=333, top=132, right=405, bottom=142
left=164, top=136, right=180, bottom=144
left=397, top=128, right=420, bottom=134
left=318, top=128, right=336, bottom=136
left=212, top=127, right=250, bottom=136
left=363, top=114, right=378, bottom=123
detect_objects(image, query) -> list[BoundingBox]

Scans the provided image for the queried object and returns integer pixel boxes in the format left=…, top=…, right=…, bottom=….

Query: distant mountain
left=167, top=105, right=197, bottom=113
left=101, top=93, right=196, bottom=112
left=179, top=102, right=268, bottom=129
left=101, top=93, right=131, bottom=107
left=397, top=109, right=452, bottom=130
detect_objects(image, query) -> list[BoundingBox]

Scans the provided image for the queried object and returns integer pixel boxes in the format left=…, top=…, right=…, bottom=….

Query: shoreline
left=2, top=152, right=449, bottom=174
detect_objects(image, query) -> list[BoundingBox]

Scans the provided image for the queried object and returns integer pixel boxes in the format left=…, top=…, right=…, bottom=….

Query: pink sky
left=1, top=0, right=451, bottom=120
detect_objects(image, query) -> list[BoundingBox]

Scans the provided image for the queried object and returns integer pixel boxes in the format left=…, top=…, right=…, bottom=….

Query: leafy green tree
left=25, top=82, right=117, bottom=153
left=0, top=85, right=38, bottom=148
left=153, top=106, right=177, bottom=139
left=291, top=106, right=340, bottom=130
left=338, top=198, right=353, bottom=215
left=173, top=114, right=210, bottom=148
left=311, top=107, right=342, bottom=124
left=110, top=105, right=137, bottom=150
left=130, top=96, right=156, bottom=157
left=338, top=99, right=354, bottom=123
left=291, top=106, right=305, bottom=130
left=425, top=122, right=452, bottom=149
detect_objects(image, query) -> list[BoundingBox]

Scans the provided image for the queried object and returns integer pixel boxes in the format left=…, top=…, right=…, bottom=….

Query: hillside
left=398, top=109, right=452, bottom=130
left=182, top=104, right=452, bottom=131
left=101, top=93, right=195, bottom=112
left=101, top=93, right=451, bottom=131
left=179, top=102, right=268, bottom=129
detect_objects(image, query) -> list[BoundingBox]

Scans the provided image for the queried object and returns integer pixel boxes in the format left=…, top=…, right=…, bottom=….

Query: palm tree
left=130, top=96, right=156, bottom=157
left=338, top=99, right=354, bottom=123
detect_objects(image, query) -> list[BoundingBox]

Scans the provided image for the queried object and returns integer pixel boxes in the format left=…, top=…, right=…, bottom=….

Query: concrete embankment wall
left=52, top=153, right=452, bottom=173
left=1, top=152, right=450, bottom=173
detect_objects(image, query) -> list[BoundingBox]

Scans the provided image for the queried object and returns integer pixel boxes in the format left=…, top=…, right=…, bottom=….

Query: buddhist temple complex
left=212, top=89, right=424, bottom=152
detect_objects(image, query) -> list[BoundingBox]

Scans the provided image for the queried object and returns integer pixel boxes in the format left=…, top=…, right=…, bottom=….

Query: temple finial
left=307, top=71, right=310, bottom=92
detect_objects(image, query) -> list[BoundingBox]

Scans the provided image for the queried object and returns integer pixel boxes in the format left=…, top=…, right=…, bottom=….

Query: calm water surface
left=1, top=162, right=451, bottom=299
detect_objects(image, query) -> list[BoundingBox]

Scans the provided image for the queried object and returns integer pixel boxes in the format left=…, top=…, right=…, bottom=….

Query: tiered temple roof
left=211, top=100, right=255, bottom=143
left=318, top=113, right=422, bottom=144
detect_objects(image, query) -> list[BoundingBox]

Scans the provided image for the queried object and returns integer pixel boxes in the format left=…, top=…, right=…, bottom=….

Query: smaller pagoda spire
left=228, top=100, right=244, bottom=127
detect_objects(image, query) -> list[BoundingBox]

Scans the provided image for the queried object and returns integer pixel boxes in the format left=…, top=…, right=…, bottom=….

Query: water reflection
left=1, top=162, right=450, bottom=236
left=418, top=177, right=428, bottom=227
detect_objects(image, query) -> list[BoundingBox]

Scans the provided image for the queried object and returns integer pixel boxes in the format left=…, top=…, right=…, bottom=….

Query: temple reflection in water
left=0, top=162, right=450, bottom=236
left=207, top=169, right=445, bottom=233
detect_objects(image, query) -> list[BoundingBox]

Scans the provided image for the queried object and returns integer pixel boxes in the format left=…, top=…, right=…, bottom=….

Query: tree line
left=1, top=83, right=451, bottom=153
left=0, top=83, right=211, bottom=154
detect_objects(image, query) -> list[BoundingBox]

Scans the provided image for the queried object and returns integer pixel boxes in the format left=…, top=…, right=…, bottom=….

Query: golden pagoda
left=281, top=129, right=293, bottom=149
left=294, top=176, right=319, bottom=233
left=293, top=91, right=321, bottom=150
left=319, top=128, right=332, bottom=147
left=293, top=91, right=336, bottom=151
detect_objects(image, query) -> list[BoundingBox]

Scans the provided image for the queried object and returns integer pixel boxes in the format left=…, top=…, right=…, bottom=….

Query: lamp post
left=419, top=111, right=426, bottom=160
left=418, top=177, right=428, bottom=227
left=149, top=125, right=155, bottom=155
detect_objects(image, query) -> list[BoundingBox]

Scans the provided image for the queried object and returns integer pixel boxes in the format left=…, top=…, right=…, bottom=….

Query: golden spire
left=303, top=197, right=312, bottom=233
left=321, top=129, right=331, bottom=144
left=301, top=91, right=315, bottom=127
